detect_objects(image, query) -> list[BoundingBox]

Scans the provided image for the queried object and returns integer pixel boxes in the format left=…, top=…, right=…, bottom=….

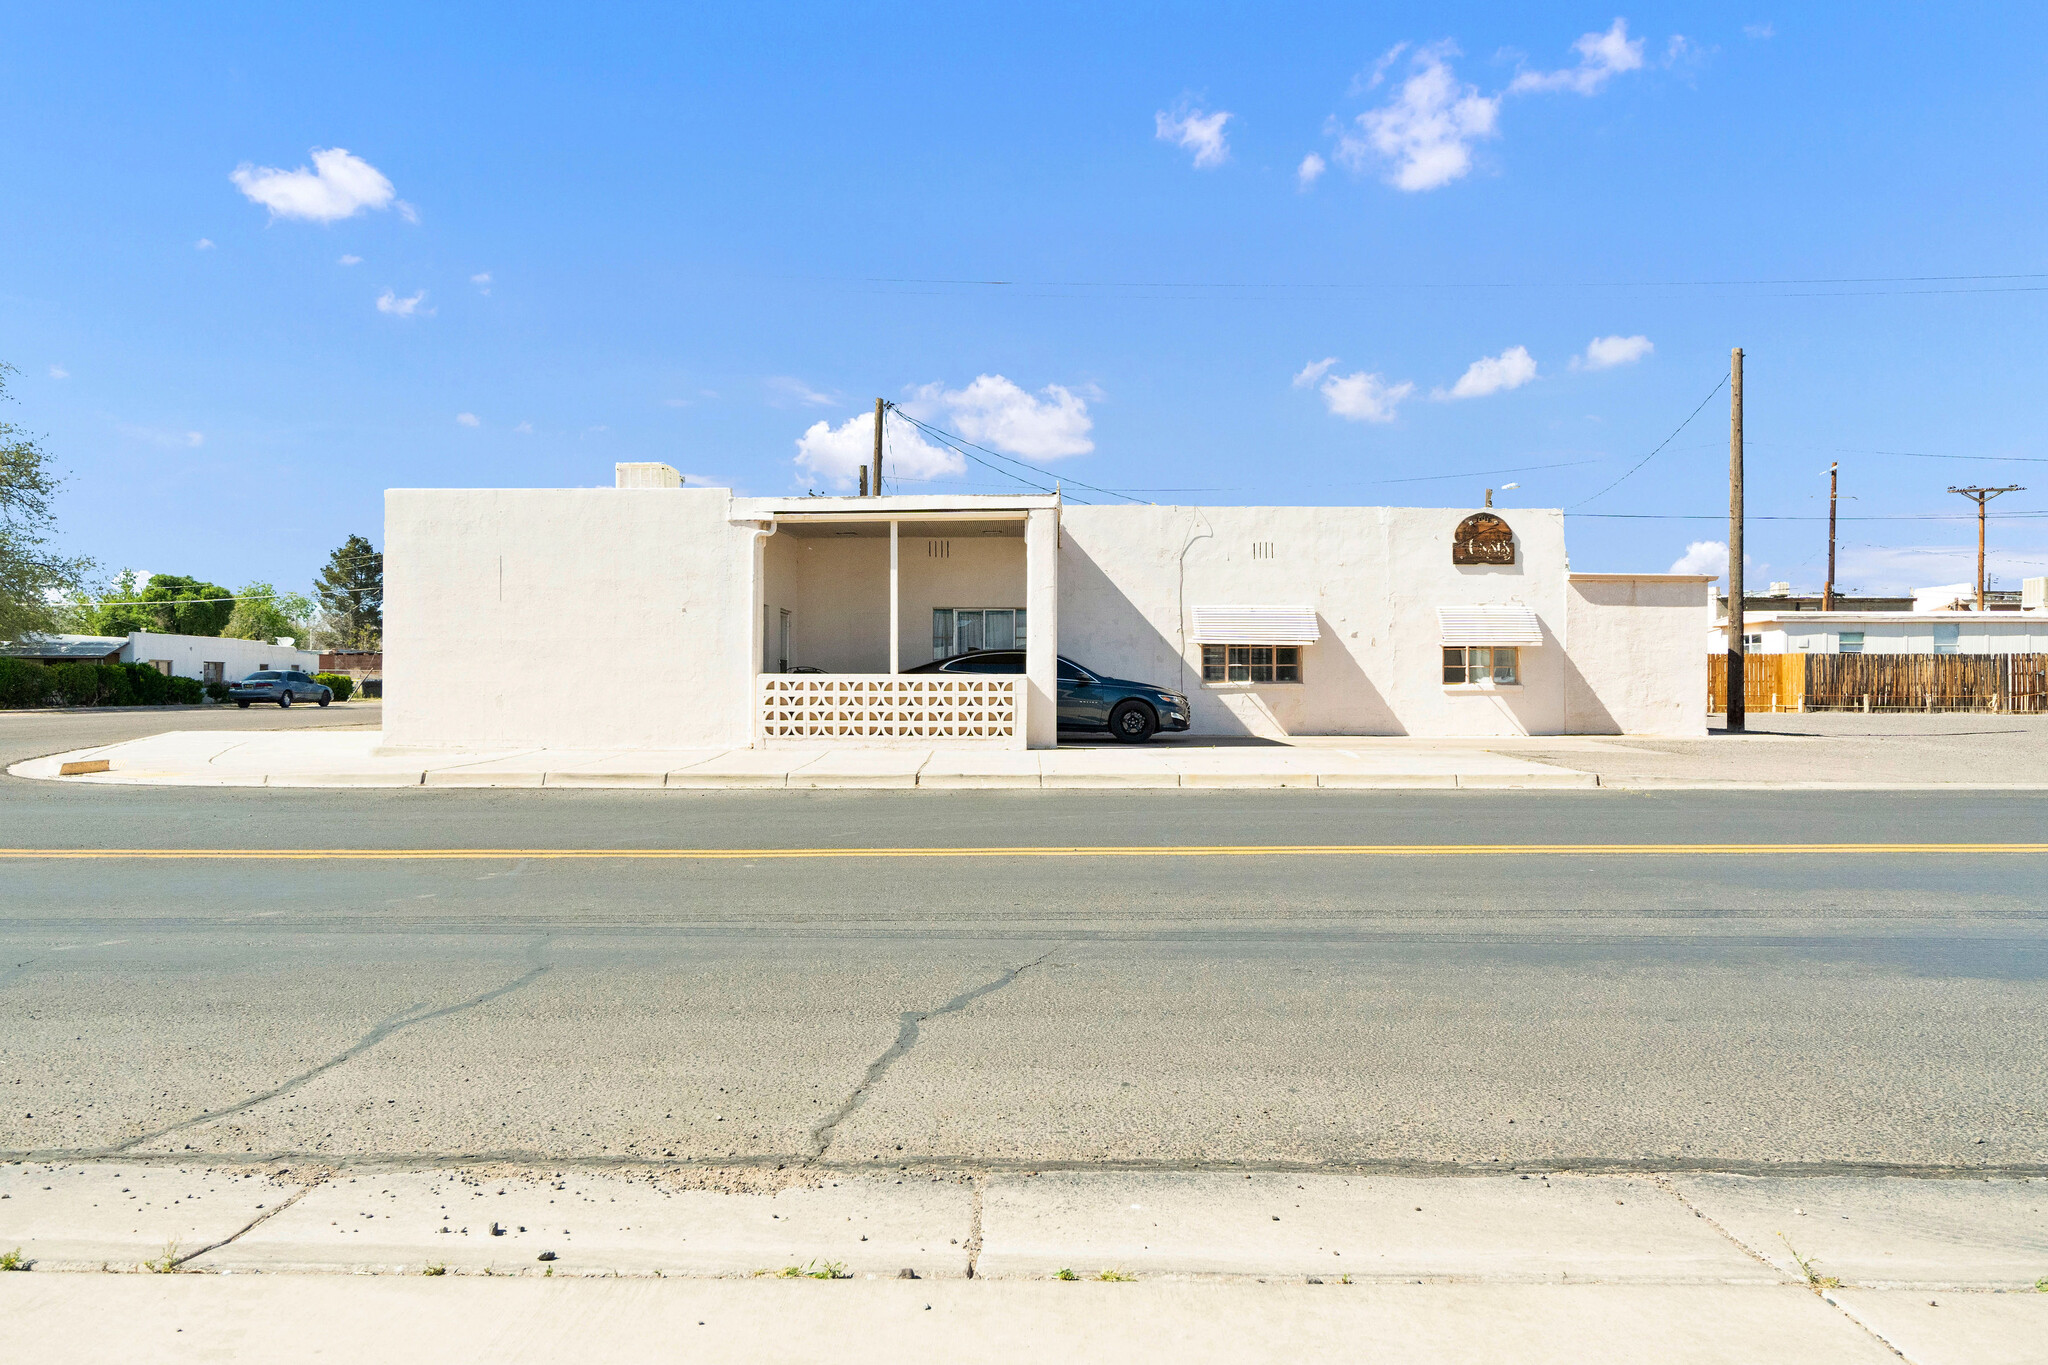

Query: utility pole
left=1948, top=484, right=2023, bottom=609
left=1727, top=348, right=1745, bottom=732
left=871, top=398, right=886, bottom=497
left=1823, top=462, right=1838, bottom=612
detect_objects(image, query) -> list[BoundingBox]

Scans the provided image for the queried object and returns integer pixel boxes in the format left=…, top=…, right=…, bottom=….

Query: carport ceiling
left=775, top=519, right=1023, bottom=538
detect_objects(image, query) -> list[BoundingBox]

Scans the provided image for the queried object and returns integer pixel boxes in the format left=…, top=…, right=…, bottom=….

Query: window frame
left=1441, top=645, right=1521, bottom=688
left=1200, top=643, right=1302, bottom=685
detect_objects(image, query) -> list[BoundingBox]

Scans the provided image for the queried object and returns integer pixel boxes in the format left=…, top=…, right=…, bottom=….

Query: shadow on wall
left=1294, top=613, right=1405, bottom=736
left=1559, top=637, right=1619, bottom=735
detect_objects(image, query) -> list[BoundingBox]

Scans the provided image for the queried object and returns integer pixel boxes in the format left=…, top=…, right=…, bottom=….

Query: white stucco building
left=382, top=464, right=1711, bottom=750
left=0, top=631, right=320, bottom=683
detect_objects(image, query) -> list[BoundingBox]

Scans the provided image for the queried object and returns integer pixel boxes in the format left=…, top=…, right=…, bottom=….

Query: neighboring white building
left=0, top=632, right=321, bottom=684
left=382, top=464, right=1712, bottom=750
left=1717, top=612, right=2048, bottom=656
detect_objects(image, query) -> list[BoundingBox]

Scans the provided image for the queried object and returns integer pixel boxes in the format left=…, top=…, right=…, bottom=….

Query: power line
left=892, top=409, right=1141, bottom=504
left=1570, top=375, right=1729, bottom=509
left=857, top=269, right=2048, bottom=292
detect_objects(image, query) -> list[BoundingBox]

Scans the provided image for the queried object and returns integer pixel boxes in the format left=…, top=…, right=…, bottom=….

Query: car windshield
left=949, top=652, right=1023, bottom=674
left=245, top=672, right=280, bottom=681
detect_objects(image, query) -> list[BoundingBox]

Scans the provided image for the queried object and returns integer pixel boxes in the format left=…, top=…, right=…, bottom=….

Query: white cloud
left=1312, top=367, right=1415, bottom=423
left=470, top=272, right=491, bottom=294
left=397, top=200, right=419, bottom=224
left=118, top=425, right=204, bottom=449
left=1574, top=334, right=1654, bottom=370
left=1338, top=43, right=1500, bottom=192
left=48, top=365, right=68, bottom=380
left=766, top=376, right=838, bottom=408
left=1296, top=152, right=1326, bottom=189
left=1507, top=19, right=1646, bottom=96
left=1292, top=357, right=1338, bottom=388
left=376, top=289, right=431, bottom=317
left=230, top=147, right=398, bottom=223
left=903, top=375, right=1095, bottom=458
left=795, top=408, right=962, bottom=490
left=1744, top=22, right=1775, bottom=39
left=456, top=412, right=480, bottom=427
left=194, top=238, right=215, bottom=250
left=338, top=254, right=362, bottom=266
left=1670, top=540, right=1728, bottom=577
left=1438, top=345, right=1538, bottom=399
left=1155, top=104, right=1233, bottom=168
left=514, top=421, right=533, bottom=434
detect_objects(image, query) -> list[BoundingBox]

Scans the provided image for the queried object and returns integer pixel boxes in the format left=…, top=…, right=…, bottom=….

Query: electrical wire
left=892, top=409, right=1139, bottom=504
left=1570, top=375, right=1729, bottom=509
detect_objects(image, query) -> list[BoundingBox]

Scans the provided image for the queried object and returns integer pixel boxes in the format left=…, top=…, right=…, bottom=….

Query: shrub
left=50, top=663, right=100, bottom=706
left=166, top=675, right=203, bottom=704
left=124, top=662, right=169, bottom=706
left=204, top=679, right=230, bottom=703
left=0, top=658, right=52, bottom=708
left=313, top=672, right=355, bottom=702
left=95, top=663, right=136, bottom=706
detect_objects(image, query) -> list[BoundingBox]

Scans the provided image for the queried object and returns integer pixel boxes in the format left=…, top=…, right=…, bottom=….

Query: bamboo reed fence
left=1709, top=653, right=2048, bottom=713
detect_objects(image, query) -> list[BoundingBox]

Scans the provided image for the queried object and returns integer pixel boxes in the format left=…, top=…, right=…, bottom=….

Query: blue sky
left=5, top=3, right=2046, bottom=598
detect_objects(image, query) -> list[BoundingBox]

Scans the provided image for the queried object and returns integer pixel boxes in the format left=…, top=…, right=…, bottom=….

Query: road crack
left=105, top=955, right=552, bottom=1154
left=808, top=952, right=1052, bottom=1160
left=170, top=1177, right=321, bottom=1269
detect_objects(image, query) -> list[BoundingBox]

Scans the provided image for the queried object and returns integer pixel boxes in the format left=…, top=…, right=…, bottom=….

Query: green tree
left=0, top=363, right=95, bottom=639
left=224, top=582, right=314, bottom=644
left=314, top=534, right=382, bottom=649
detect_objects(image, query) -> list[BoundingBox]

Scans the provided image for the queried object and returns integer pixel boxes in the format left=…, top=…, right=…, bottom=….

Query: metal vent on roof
left=1437, top=606, right=1544, bottom=646
left=1189, top=606, right=1320, bottom=644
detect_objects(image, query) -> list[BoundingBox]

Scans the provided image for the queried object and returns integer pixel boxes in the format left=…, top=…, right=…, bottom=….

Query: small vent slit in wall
left=1251, top=541, right=1276, bottom=560
left=928, top=540, right=950, bottom=559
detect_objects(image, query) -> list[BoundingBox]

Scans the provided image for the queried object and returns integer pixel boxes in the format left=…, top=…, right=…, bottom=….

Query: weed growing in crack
left=760, top=1261, right=849, bottom=1280
left=1053, top=1268, right=1079, bottom=1281
left=422, top=1264, right=448, bottom=1277
left=143, top=1242, right=181, bottom=1274
left=0, top=1248, right=29, bottom=1272
left=1095, top=1269, right=1134, bottom=1282
left=1777, top=1234, right=1840, bottom=1290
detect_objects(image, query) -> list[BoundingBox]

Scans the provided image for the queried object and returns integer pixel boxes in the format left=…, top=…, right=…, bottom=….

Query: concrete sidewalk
left=6, top=728, right=1598, bottom=790
left=3, top=1164, right=2042, bottom=1362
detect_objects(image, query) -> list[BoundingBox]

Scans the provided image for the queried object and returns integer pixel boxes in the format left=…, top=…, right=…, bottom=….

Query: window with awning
left=1189, top=605, right=1320, bottom=645
left=1436, top=606, right=1544, bottom=646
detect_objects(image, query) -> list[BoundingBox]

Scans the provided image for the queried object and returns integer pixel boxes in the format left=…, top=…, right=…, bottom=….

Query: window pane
left=1275, top=647, right=1300, bottom=683
left=1442, top=647, right=1466, bottom=684
left=985, top=610, right=1015, bottom=650
left=1250, top=646, right=1274, bottom=683
left=1227, top=645, right=1250, bottom=682
left=1015, top=609, right=1027, bottom=648
left=956, top=611, right=983, bottom=653
left=1201, top=645, right=1225, bottom=682
left=932, top=609, right=953, bottom=658
left=1492, top=647, right=1518, bottom=684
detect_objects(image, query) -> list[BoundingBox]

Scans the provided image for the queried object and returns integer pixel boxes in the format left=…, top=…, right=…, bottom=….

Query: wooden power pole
left=1727, top=348, right=1745, bottom=732
left=1948, top=484, right=2023, bottom=609
left=871, top=398, right=886, bottom=497
left=1823, top=462, right=1838, bottom=612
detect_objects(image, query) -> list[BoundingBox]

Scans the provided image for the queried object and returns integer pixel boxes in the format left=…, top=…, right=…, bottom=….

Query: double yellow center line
left=1, top=843, right=2043, bottom=861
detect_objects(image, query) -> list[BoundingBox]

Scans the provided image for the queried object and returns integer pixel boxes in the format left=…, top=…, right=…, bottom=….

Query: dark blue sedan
left=904, top=650, right=1190, bottom=741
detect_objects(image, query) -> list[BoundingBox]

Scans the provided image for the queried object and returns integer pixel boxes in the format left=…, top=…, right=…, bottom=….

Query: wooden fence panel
left=1707, top=654, right=1804, bottom=713
left=1709, top=653, right=2048, bottom=713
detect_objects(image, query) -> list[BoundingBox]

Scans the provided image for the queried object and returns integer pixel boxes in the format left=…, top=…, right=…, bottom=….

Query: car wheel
left=236, top=700, right=250, bottom=709
left=317, top=693, right=330, bottom=707
left=1109, top=700, right=1157, bottom=743
left=278, top=691, right=293, bottom=709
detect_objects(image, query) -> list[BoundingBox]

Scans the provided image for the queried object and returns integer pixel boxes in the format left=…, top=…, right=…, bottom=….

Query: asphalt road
left=3, top=708, right=2044, bottom=1175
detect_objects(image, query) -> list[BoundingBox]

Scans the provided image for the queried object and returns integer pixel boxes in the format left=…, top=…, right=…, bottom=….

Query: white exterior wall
left=760, top=531, right=1027, bottom=674
left=121, top=632, right=319, bottom=681
left=1563, top=575, right=1712, bottom=737
left=1058, top=505, right=1578, bottom=738
left=383, top=486, right=758, bottom=750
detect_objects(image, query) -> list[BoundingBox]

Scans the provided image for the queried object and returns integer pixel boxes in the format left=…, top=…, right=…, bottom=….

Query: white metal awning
left=1189, top=605, right=1321, bottom=645
left=1437, top=606, right=1544, bottom=646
